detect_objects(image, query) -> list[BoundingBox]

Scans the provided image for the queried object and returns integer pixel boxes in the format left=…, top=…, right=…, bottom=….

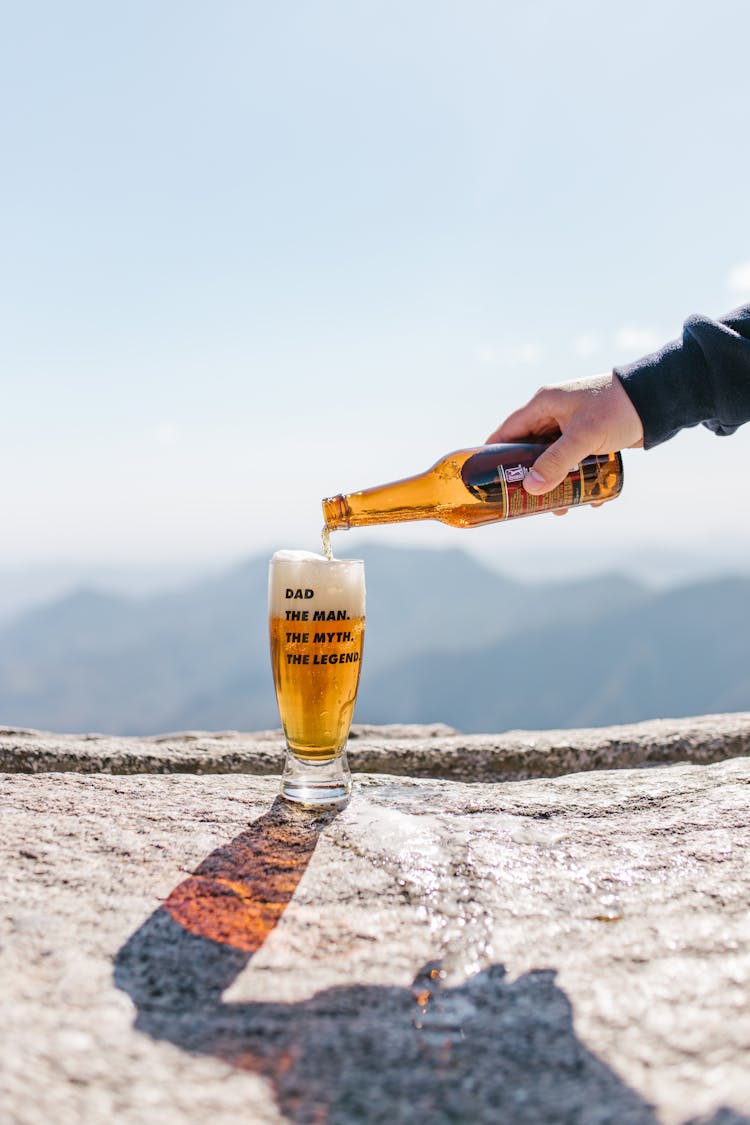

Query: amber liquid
left=323, top=444, right=623, bottom=531
left=269, top=614, right=365, bottom=761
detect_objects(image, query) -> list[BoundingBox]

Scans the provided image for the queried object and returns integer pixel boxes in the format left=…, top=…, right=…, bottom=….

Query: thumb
left=524, top=431, right=591, bottom=494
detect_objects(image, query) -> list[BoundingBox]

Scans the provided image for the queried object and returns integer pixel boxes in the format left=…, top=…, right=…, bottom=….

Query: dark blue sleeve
left=614, top=304, right=750, bottom=448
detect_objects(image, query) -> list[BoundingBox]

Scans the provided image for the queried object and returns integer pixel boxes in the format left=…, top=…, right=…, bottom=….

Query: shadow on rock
left=114, top=799, right=749, bottom=1125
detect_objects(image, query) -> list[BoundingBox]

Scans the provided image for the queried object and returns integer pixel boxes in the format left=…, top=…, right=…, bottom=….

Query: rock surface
left=2, top=711, right=750, bottom=779
left=1, top=723, right=749, bottom=1124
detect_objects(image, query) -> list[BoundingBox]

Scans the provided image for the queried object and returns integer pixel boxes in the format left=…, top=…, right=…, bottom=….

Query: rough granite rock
left=1, top=749, right=749, bottom=1124
left=1, top=711, right=750, bottom=780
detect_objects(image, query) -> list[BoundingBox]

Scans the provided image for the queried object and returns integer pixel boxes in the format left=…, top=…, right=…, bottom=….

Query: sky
left=2, top=0, right=750, bottom=605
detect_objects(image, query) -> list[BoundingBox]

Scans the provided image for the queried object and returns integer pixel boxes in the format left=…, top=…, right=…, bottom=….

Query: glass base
left=280, top=746, right=352, bottom=807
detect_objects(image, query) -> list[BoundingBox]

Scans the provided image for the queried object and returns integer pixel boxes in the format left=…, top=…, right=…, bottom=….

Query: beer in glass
left=269, top=550, right=365, bottom=805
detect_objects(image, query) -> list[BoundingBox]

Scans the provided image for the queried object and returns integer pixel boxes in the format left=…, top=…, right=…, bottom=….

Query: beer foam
left=269, top=550, right=365, bottom=617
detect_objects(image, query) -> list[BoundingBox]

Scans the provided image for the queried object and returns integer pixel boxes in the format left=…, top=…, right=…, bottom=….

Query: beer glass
left=268, top=550, right=365, bottom=805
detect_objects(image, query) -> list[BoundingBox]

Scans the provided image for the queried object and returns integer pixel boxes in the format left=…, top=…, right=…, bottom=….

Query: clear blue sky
left=2, top=0, right=750, bottom=589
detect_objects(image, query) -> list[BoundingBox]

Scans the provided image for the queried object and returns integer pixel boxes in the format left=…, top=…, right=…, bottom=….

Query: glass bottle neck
left=322, top=469, right=436, bottom=530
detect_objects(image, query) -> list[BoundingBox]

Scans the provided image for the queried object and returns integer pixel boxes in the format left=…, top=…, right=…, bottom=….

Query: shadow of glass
left=114, top=800, right=749, bottom=1125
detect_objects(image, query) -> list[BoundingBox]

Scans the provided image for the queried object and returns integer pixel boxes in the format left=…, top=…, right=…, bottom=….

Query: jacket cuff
left=614, top=333, right=713, bottom=449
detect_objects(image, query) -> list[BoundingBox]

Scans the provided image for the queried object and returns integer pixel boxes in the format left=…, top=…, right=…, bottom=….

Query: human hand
left=486, top=373, right=644, bottom=499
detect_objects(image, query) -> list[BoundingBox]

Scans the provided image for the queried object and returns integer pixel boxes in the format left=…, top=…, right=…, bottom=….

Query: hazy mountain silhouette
left=0, top=545, right=746, bottom=734
left=361, top=574, right=750, bottom=731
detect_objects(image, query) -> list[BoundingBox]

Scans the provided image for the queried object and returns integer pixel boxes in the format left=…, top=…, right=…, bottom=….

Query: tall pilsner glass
left=269, top=551, right=365, bottom=805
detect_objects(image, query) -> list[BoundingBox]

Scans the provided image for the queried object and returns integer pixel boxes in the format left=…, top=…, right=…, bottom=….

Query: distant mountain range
left=0, top=544, right=748, bottom=735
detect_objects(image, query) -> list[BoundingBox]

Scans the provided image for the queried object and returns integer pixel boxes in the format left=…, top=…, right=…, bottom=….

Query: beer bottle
left=322, top=443, right=623, bottom=531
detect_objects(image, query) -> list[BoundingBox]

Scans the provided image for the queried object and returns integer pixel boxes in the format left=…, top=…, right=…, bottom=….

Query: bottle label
left=461, top=445, right=583, bottom=517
